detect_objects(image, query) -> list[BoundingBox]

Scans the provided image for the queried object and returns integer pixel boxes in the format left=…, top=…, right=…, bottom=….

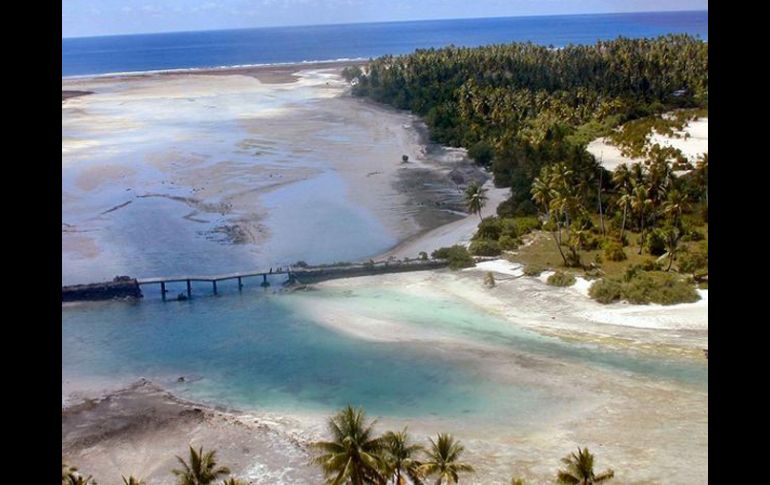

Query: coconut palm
left=464, top=182, right=488, bottom=222
left=122, top=477, right=146, bottom=485
left=663, top=189, right=689, bottom=227
left=172, top=446, right=231, bottom=485
left=557, top=447, right=614, bottom=484
left=695, top=153, right=708, bottom=207
left=419, top=434, right=475, bottom=484
left=62, top=463, right=79, bottom=484
left=311, top=405, right=385, bottom=485
left=381, top=428, right=425, bottom=485
left=531, top=170, right=556, bottom=219
left=511, top=479, right=526, bottom=485
left=220, top=479, right=246, bottom=485
left=630, top=184, right=653, bottom=255
left=662, top=225, right=683, bottom=271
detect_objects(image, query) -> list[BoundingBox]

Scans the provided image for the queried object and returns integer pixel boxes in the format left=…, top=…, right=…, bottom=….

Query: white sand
left=587, top=117, right=708, bottom=171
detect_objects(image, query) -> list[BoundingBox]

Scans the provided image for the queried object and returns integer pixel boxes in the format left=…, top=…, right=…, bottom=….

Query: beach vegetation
left=523, top=264, right=545, bottom=276
left=484, top=272, right=496, bottom=288
left=381, top=428, right=426, bottom=485
left=469, top=239, right=502, bottom=256
left=498, top=235, right=519, bottom=250
left=602, top=241, right=626, bottom=262
left=472, top=217, right=503, bottom=240
left=467, top=140, right=495, bottom=166
left=122, top=477, right=146, bottom=485
left=432, top=245, right=475, bottom=270
left=557, top=447, right=614, bottom=484
left=547, top=271, right=576, bottom=287
left=419, top=433, right=475, bottom=484
left=464, top=182, right=488, bottom=221
left=589, top=270, right=699, bottom=305
left=311, top=405, right=386, bottom=485
left=172, top=446, right=231, bottom=485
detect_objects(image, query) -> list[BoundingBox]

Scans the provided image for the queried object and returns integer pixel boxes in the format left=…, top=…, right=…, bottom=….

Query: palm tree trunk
left=638, top=211, right=645, bottom=255
left=598, top=170, right=605, bottom=236
left=620, top=203, right=627, bottom=241
left=478, top=210, right=483, bottom=222
left=667, top=251, right=674, bottom=271
left=553, top=220, right=568, bottom=266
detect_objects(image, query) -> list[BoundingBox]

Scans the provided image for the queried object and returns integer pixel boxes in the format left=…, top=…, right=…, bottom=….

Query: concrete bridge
left=63, top=258, right=452, bottom=302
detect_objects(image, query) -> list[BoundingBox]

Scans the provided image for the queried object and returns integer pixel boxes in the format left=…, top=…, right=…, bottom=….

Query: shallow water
left=62, top=284, right=706, bottom=427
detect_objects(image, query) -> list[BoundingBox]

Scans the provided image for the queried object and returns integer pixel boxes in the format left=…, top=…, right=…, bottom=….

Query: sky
left=62, top=0, right=708, bottom=38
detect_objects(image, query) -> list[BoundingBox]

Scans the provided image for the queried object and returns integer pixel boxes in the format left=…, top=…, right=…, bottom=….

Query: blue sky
left=62, top=0, right=708, bottom=38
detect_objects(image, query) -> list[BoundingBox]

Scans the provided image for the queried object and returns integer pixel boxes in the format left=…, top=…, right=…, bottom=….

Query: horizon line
left=62, top=8, right=707, bottom=40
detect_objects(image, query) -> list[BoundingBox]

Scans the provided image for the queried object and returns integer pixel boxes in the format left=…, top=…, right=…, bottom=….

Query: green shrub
left=473, top=217, right=503, bottom=241
left=603, top=241, right=627, bottom=261
left=547, top=271, right=576, bottom=287
left=583, top=234, right=602, bottom=251
left=681, top=228, right=704, bottom=242
left=500, top=218, right=520, bottom=239
left=645, top=229, right=667, bottom=256
left=418, top=251, right=428, bottom=261
left=468, top=140, right=495, bottom=166
left=590, top=271, right=699, bottom=305
left=524, top=264, right=545, bottom=276
left=513, top=216, right=541, bottom=235
left=498, top=235, right=519, bottom=250
left=469, top=239, right=502, bottom=256
left=623, top=271, right=699, bottom=305
left=678, top=250, right=707, bottom=274
left=431, top=245, right=475, bottom=270
left=589, top=278, right=624, bottom=303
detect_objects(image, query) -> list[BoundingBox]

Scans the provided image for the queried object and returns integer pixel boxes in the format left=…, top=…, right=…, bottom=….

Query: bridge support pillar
left=238, top=277, right=243, bottom=291
left=160, top=281, right=166, bottom=301
left=186, top=280, right=191, bottom=299
left=212, top=280, right=218, bottom=295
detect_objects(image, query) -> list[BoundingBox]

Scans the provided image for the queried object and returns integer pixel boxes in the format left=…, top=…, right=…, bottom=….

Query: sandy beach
left=587, top=117, right=708, bottom=171
left=63, top=62, right=707, bottom=485
left=63, top=264, right=707, bottom=484
left=62, top=63, right=485, bottom=284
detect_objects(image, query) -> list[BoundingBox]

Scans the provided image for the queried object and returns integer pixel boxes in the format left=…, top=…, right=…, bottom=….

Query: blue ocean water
left=62, top=284, right=706, bottom=423
left=62, top=10, right=707, bottom=77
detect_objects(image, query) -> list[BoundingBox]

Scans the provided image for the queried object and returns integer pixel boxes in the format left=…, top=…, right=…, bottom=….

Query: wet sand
left=62, top=64, right=480, bottom=284
left=63, top=264, right=707, bottom=484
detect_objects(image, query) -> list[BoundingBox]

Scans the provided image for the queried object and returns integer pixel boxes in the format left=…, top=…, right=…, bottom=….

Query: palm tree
left=663, top=189, right=689, bottom=227
left=464, top=182, right=488, bottom=222
left=419, top=434, right=475, bottom=484
left=662, top=225, right=683, bottom=271
left=172, top=446, right=231, bottom=485
left=381, top=428, right=425, bottom=485
left=511, top=479, right=526, bottom=485
left=531, top=171, right=556, bottom=220
left=122, top=477, right=146, bottom=485
left=311, top=405, right=385, bottom=485
left=557, top=448, right=614, bottom=484
left=695, top=153, right=708, bottom=208
left=63, top=463, right=79, bottom=484
left=221, top=479, right=246, bottom=485
left=612, top=163, right=633, bottom=241
left=630, top=184, right=652, bottom=255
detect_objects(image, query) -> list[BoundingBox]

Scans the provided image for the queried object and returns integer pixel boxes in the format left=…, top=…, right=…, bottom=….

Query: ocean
left=62, top=10, right=708, bottom=77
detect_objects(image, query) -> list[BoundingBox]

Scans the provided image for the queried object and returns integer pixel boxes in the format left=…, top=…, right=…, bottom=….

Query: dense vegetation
left=63, top=405, right=617, bottom=484
left=346, top=35, right=707, bottom=215
left=347, top=35, right=707, bottom=304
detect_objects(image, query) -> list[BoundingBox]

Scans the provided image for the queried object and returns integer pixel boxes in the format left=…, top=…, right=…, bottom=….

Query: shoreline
left=62, top=58, right=369, bottom=83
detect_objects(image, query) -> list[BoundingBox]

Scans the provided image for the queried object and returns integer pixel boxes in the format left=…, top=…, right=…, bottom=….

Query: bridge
left=130, top=258, right=452, bottom=301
